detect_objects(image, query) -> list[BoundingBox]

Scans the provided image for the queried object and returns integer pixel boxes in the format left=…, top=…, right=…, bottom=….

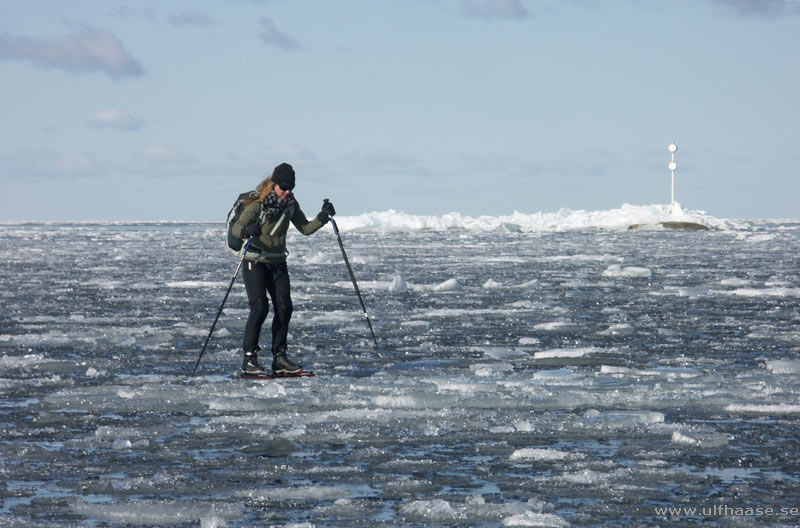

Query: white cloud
left=86, top=110, right=143, bottom=131
left=258, top=17, right=304, bottom=51
left=0, top=27, right=144, bottom=79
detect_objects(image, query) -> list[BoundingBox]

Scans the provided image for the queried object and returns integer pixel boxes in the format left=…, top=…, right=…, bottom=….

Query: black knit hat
left=271, top=163, right=295, bottom=190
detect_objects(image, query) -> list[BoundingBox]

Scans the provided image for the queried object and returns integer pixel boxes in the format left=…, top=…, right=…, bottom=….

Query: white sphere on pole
left=668, top=142, right=678, bottom=215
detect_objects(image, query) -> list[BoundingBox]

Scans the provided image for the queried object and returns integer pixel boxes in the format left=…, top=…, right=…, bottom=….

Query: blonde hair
left=244, top=177, right=275, bottom=207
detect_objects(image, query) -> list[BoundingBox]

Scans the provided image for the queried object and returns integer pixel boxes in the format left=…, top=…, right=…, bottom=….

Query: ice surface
left=1, top=214, right=798, bottom=527
left=70, top=499, right=243, bottom=525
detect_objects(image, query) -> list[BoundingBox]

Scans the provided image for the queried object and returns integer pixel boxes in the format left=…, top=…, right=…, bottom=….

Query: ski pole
left=326, top=203, right=379, bottom=349
left=190, top=237, right=253, bottom=378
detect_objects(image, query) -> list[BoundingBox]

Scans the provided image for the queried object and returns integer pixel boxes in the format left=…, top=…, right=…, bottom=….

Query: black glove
left=320, top=198, right=336, bottom=218
left=318, top=199, right=336, bottom=220
left=317, top=199, right=336, bottom=224
left=242, top=222, right=261, bottom=238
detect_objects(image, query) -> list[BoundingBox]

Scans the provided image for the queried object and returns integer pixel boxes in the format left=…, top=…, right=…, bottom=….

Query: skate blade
left=240, top=370, right=315, bottom=380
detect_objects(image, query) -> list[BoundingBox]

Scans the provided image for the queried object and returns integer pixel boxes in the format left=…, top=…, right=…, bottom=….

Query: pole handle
left=324, top=199, right=340, bottom=235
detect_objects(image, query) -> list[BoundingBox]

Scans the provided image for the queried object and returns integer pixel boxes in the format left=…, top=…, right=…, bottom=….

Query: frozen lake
left=1, top=207, right=799, bottom=527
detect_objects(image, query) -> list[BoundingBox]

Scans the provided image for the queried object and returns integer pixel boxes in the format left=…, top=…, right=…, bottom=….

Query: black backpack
left=225, top=191, right=260, bottom=256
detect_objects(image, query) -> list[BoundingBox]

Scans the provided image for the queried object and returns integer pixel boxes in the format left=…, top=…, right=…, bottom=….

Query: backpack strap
left=269, top=204, right=296, bottom=236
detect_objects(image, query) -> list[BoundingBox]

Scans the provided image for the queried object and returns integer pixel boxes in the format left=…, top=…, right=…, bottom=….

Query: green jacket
left=232, top=200, right=326, bottom=264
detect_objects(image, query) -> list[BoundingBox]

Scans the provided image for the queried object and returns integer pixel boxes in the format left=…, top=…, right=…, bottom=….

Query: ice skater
left=232, top=162, right=335, bottom=376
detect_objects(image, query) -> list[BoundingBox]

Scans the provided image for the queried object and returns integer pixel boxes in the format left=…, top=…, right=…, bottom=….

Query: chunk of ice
left=389, top=275, right=409, bottom=293
left=433, top=278, right=462, bottom=291
left=671, top=429, right=730, bottom=448
left=510, top=448, right=576, bottom=461
left=765, top=360, right=800, bottom=374
left=503, top=511, right=571, bottom=527
left=602, top=264, right=652, bottom=278
left=535, top=347, right=599, bottom=359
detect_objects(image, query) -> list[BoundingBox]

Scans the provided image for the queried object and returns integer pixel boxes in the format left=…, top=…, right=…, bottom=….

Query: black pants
left=241, top=260, right=293, bottom=356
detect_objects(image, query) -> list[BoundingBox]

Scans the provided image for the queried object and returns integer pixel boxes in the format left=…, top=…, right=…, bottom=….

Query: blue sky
left=1, top=0, right=798, bottom=221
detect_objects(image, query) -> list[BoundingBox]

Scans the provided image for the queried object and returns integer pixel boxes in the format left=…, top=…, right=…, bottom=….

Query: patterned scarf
left=263, top=190, right=296, bottom=221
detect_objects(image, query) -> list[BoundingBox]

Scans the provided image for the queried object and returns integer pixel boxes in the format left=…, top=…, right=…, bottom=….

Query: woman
left=232, top=162, right=335, bottom=376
